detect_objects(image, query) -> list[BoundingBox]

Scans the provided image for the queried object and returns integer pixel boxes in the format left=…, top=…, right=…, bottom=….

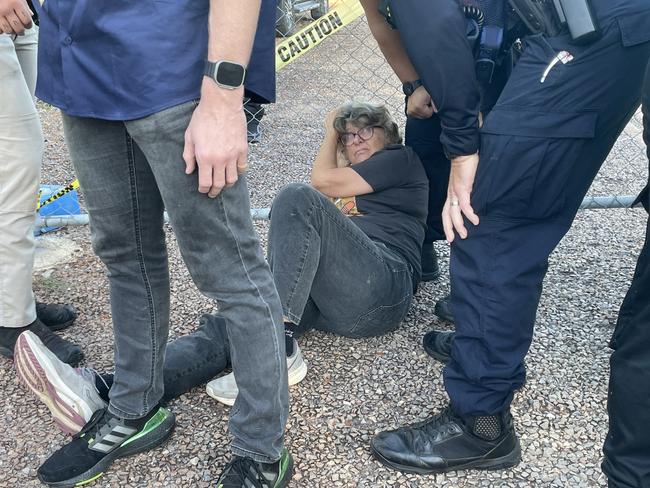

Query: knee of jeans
left=89, top=225, right=166, bottom=266
left=270, top=183, right=319, bottom=219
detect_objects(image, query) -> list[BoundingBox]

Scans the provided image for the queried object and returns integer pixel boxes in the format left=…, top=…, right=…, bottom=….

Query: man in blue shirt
left=31, top=1, right=293, bottom=487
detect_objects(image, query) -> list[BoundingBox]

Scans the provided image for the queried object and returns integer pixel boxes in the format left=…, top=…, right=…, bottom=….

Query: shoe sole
left=370, top=437, right=521, bottom=475
left=39, top=411, right=176, bottom=488
left=14, top=333, right=92, bottom=435
left=206, top=359, right=309, bottom=407
left=276, top=450, right=295, bottom=488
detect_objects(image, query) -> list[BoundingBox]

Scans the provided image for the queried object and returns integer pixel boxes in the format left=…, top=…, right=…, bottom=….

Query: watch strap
left=402, top=79, right=423, bottom=96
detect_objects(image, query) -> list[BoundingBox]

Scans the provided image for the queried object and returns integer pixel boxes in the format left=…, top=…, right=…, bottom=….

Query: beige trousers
left=0, top=27, right=43, bottom=328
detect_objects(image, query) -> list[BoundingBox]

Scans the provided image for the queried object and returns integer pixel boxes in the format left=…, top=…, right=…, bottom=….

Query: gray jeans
left=62, top=100, right=287, bottom=463
left=268, top=183, right=414, bottom=338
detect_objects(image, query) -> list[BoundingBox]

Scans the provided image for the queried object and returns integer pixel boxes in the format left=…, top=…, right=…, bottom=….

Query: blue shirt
left=34, top=0, right=276, bottom=120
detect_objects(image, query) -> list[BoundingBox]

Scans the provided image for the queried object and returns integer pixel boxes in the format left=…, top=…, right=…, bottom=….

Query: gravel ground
left=1, top=17, right=648, bottom=488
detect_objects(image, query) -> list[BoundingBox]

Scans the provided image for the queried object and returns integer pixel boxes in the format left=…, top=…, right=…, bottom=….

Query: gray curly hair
left=332, top=101, right=402, bottom=145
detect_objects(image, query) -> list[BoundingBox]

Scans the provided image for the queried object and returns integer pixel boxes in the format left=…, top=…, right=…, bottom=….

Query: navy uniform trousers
left=445, top=0, right=650, bottom=418
left=405, top=116, right=448, bottom=243
left=602, top=60, right=650, bottom=488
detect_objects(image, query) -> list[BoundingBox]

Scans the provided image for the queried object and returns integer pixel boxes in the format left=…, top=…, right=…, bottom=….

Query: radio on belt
left=554, top=0, right=601, bottom=45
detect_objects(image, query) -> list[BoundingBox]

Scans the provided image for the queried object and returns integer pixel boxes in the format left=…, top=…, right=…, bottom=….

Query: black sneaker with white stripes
left=215, top=448, right=293, bottom=488
left=37, top=406, right=175, bottom=487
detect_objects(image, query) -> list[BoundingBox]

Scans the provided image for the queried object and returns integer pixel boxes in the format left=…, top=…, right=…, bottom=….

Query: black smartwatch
left=204, top=60, right=246, bottom=89
left=402, top=79, right=423, bottom=97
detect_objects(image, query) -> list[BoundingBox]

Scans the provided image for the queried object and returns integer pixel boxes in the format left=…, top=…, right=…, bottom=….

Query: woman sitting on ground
left=14, top=101, right=430, bottom=428
left=207, top=100, right=429, bottom=404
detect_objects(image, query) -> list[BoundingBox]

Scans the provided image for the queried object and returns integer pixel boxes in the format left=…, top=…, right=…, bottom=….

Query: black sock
left=284, top=322, right=295, bottom=357
left=94, top=373, right=113, bottom=402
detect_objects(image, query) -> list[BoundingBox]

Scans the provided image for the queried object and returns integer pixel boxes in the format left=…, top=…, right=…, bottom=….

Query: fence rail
left=34, top=2, right=648, bottom=230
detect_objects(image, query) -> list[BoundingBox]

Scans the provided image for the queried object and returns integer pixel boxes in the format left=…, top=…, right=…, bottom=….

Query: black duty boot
left=36, top=302, right=78, bottom=331
left=420, top=243, right=441, bottom=282
left=434, top=294, right=455, bottom=323
left=371, top=406, right=521, bottom=474
left=422, top=330, right=454, bottom=364
left=0, top=319, right=83, bottom=365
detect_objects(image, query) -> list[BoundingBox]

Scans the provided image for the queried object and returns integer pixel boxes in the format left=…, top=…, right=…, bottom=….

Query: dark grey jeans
left=268, top=183, right=414, bottom=338
left=62, top=100, right=288, bottom=463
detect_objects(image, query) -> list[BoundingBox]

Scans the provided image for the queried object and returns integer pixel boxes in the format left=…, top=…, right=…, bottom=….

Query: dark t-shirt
left=347, top=144, right=429, bottom=285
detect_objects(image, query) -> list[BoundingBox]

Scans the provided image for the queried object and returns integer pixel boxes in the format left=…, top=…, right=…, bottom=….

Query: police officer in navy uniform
left=361, top=0, right=512, bottom=319
left=361, top=0, right=650, bottom=476
left=602, top=59, right=650, bottom=488
left=361, top=0, right=499, bottom=286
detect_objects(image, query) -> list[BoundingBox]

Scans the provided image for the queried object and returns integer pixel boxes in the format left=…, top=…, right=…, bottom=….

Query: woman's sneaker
left=14, top=330, right=106, bottom=434
left=38, top=406, right=175, bottom=487
left=215, top=448, right=293, bottom=488
left=206, top=340, right=307, bottom=406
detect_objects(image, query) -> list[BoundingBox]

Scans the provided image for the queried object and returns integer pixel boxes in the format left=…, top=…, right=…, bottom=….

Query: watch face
left=216, top=62, right=245, bottom=88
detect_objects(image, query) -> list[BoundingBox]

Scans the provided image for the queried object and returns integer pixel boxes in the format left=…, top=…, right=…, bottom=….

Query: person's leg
left=13, top=25, right=38, bottom=96
left=62, top=115, right=170, bottom=419
left=602, top=59, right=650, bottom=488
left=0, top=32, right=82, bottom=363
left=13, top=26, right=81, bottom=334
left=405, top=115, right=448, bottom=281
left=372, top=17, right=650, bottom=473
left=602, top=217, right=650, bottom=488
left=446, top=21, right=650, bottom=419
left=267, top=183, right=413, bottom=338
left=36, top=116, right=176, bottom=488
left=125, top=101, right=287, bottom=464
left=162, top=313, right=230, bottom=401
left=0, top=33, right=42, bottom=331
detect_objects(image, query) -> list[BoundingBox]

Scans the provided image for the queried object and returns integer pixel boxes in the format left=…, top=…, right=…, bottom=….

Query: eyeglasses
left=338, top=125, right=381, bottom=146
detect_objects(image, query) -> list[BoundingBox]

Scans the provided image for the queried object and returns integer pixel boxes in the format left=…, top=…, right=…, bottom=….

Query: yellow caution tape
left=37, top=179, right=80, bottom=211
left=276, top=0, right=364, bottom=71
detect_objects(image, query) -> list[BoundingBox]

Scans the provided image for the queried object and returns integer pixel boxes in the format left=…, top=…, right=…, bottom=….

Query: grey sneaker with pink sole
left=14, top=331, right=107, bottom=435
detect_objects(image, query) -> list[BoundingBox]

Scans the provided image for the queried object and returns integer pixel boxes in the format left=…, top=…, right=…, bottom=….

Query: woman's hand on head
left=324, top=109, right=339, bottom=134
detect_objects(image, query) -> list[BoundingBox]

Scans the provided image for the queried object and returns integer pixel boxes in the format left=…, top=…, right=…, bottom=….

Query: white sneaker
left=14, top=331, right=107, bottom=435
left=206, top=340, right=308, bottom=406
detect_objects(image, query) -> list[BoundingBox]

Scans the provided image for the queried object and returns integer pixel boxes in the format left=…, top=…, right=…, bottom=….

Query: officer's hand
left=183, top=81, right=248, bottom=198
left=406, top=86, right=436, bottom=119
left=0, top=0, right=33, bottom=35
left=443, top=153, right=480, bottom=242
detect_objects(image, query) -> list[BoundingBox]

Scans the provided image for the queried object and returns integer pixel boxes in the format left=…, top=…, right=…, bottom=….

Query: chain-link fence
left=35, top=0, right=648, bottom=231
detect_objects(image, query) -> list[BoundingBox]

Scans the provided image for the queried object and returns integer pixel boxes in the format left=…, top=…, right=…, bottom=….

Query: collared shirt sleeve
left=389, top=0, right=481, bottom=158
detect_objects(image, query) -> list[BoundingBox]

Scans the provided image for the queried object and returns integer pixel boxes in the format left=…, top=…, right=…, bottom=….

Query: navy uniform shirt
left=34, top=0, right=276, bottom=120
left=387, top=0, right=650, bottom=159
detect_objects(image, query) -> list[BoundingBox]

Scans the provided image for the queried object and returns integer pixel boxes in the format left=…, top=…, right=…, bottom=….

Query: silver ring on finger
left=450, top=200, right=460, bottom=207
